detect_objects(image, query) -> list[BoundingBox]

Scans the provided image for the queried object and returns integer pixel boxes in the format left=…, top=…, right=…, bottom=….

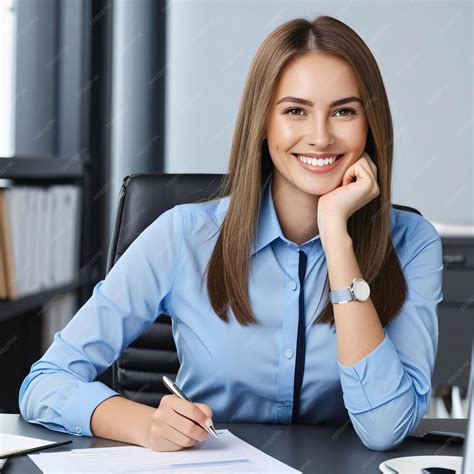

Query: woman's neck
left=271, top=171, right=320, bottom=246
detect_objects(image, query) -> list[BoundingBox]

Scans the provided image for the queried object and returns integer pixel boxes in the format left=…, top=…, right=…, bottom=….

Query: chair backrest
left=106, top=172, right=422, bottom=407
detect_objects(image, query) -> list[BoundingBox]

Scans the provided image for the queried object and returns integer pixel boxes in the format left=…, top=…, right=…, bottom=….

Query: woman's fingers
left=165, top=409, right=209, bottom=442
left=194, top=402, right=213, bottom=420
left=162, top=423, right=199, bottom=448
left=361, top=152, right=378, bottom=177
left=170, top=397, right=213, bottom=433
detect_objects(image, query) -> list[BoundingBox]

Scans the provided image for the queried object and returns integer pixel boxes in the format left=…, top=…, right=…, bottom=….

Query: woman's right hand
left=146, top=394, right=214, bottom=452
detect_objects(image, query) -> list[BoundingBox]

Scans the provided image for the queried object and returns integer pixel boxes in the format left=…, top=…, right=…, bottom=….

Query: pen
left=0, top=439, right=72, bottom=459
left=162, top=376, right=219, bottom=439
left=383, top=461, right=399, bottom=473
left=0, top=457, right=9, bottom=472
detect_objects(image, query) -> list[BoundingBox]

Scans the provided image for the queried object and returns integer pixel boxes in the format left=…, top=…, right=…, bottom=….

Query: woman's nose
left=305, top=120, right=334, bottom=148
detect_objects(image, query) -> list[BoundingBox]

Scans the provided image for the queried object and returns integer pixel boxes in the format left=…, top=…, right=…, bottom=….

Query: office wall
left=110, top=0, right=166, bottom=235
left=0, top=0, right=15, bottom=157
left=14, top=0, right=58, bottom=157
left=11, top=0, right=85, bottom=159
left=164, top=1, right=473, bottom=227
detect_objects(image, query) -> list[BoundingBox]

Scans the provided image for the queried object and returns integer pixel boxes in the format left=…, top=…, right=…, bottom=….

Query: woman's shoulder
left=177, top=195, right=230, bottom=226
left=390, top=206, right=440, bottom=237
left=157, top=196, right=230, bottom=243
left=390, top=206, right=442, bottom=268
left=141, top=196, right=230, bottom=244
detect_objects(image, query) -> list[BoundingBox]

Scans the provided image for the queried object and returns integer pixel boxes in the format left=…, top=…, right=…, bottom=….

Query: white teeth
left=296, top=154, right=338, bottom=166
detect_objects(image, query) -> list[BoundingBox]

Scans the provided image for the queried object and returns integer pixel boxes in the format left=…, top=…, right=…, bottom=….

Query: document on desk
left=28, top=429, right=301, bottom=473
left=0, top=433, right=61, bottom=457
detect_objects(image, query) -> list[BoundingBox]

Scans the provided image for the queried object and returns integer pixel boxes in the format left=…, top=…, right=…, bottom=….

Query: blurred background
left=0, top=0, right=472, bottom=420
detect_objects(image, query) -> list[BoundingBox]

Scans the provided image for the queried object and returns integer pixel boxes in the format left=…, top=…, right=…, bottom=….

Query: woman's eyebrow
left=276, top=96, right=363, bottom=107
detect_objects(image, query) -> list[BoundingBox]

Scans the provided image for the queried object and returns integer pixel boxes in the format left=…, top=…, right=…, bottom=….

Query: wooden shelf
left=0, top=273, right=92, bottom=323
left=0, top=156, right=87, bottom=181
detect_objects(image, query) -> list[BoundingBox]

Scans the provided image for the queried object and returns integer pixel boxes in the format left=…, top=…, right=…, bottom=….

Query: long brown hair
left=202, top=15, right=407, bottom=328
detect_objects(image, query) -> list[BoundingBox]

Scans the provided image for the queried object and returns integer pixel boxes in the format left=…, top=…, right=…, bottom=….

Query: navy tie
left=292, top=249, right=307, bottom=423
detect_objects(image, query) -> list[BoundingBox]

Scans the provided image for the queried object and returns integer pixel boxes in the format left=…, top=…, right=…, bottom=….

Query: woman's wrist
left=90, top=395, right=156, bottom=448
left=319, top=217, right=351, bottom=252
left=133, top=403, right=156, bottom=448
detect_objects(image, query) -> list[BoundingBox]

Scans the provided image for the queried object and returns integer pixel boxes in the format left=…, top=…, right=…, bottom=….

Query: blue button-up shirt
left=19, top=170, right=443, bottom=451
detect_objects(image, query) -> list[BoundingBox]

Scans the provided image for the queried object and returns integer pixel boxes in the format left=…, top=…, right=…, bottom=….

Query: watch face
left=352, top=279, right=370, bottom=301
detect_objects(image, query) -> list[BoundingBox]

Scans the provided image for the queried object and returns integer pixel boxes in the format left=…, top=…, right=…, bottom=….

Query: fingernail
left=205, top=418, right=213, bottom=429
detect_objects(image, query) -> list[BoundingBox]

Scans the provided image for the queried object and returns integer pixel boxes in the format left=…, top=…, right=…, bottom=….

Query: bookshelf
left=0, top=268, right=95, bottom=324
left=0, top=155, right=96, bottom=322
left=0, top=154, right=106, bottom=412
left=0, top=156, right=85, bottom=181
left=0, top=0, right=113, bottom=412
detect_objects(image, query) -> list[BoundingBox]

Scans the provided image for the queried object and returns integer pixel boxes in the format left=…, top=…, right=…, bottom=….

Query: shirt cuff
left=61, top=381, right=119, bottom=437
left=337, top=332, right=410, bottom=414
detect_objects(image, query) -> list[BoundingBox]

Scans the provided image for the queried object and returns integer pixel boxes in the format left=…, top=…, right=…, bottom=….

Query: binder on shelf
left=33, top=188, right=45, bottom=293
left=13, top=187, right=29, bottom=297
left=27, top=187, right=42, bottom=295
left=0, top=203, right=7, bottom=298
left=4, top=188, right=23, bottom=297
left=64, top=186, right=81, bottom=284
left=42, top=189, right=53, bottom=289
left=50, top=185, right=81, bottom=287
left=0, top=190, right=16, bottom=299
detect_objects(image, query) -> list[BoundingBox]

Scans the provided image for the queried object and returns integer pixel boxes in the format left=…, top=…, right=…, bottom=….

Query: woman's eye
left=285, top=107, right=305, bottom=116
left=284, top=107, right=356, bottom=117
left=334, top=108, right=356, bottom=117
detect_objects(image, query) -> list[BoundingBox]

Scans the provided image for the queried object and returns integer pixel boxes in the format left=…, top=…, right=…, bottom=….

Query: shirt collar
left=251, top=170, right=321, bottom=256
left=214, top=171, right=322, bottom=256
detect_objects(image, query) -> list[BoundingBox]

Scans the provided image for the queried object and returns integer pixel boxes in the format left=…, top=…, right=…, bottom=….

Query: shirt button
left=285, top=349, right=293, bottom=359
left=288, top=281, right=297, bottom=291
left=75, top=426, right=82, bottom=434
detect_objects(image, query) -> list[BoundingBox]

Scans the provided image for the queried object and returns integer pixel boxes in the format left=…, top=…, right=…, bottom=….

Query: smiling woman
left=201, top=15, right=442, bottom=451
left=206, top=16, right=406, bottom=329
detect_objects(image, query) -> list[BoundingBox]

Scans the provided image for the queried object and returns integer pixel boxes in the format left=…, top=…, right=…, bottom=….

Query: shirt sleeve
left=336, top=216, right=443, bottom=451
left=18, top=204, right=185, bottom=437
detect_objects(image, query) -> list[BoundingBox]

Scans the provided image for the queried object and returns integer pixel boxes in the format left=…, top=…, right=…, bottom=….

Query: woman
left=19, top=15, right=443, bottom=452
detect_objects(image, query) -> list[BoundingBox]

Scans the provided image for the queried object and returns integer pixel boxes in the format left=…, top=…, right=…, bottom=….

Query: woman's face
left=264, top=52, right=369, bottom=197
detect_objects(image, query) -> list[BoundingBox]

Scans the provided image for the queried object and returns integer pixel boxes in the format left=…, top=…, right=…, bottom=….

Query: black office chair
left=105, top=172, right=422, bottom=407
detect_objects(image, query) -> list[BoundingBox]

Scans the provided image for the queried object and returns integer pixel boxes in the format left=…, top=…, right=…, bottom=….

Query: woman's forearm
left=321, top=220, right=384, bottom=366
left=90, top=395, right=155, bottom=447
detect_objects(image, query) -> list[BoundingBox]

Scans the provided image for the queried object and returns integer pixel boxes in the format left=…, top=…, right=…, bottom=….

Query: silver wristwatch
left=329, top=278, right=371, bottom=304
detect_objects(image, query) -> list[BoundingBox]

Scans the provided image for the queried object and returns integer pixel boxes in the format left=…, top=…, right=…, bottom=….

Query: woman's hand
left=145, top=394, right=214, bottom=452
left=317, top=152, right=379, bottom=240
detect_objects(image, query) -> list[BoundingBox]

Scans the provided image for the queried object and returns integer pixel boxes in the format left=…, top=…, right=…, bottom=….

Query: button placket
left=276, top=248, right=301, bottom=409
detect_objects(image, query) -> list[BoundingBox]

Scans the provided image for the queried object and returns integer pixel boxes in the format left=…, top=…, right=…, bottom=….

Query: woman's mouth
left=292, top=153, right=344, bottom=174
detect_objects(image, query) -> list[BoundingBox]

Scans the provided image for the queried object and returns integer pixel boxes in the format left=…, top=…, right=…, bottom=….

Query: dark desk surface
left=0, top=414, right=466, bottom=473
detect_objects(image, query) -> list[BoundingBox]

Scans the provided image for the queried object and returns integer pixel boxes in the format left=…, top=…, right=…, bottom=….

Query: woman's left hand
left=317, top=151, right=380, bottom=230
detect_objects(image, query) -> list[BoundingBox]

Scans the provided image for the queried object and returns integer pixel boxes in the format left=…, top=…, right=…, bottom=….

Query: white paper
left=0, top=433, right=58, bottom=457
left=28, top=429, right=300, bottom=473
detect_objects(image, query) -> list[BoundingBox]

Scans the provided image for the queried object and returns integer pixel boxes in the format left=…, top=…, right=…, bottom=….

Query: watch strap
left=329, top=286, right=354, bottom=304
